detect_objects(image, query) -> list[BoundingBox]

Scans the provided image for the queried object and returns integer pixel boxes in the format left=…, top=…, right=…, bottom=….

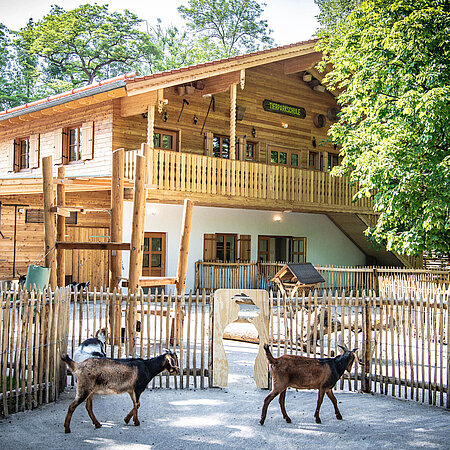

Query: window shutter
left=238, top=137, right=245, bottom=161
left=203, top=234, right=216, bottom=262
left=29, top=134, right=40, bottom=169
left=239, top=235, right=251, bottom=262
left=205, top=131, right=213, bottom=157
left=54, top=128, right=64, bottom=164
left=7, top=139, right=16, bottom=172
left=81, top=121, right=94, bottom=160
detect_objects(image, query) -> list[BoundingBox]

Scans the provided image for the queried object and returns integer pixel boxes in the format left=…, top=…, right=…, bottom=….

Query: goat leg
left=260, top=391, right=279, bottom=425
left=326, top=390, right=342, bottom=420
left=85, top=394, right=102, bottom=428
left=124, top=391, right=141, bottom=426
left=64, top=391, right=89, bottom=433
left=279, top=389, right=292, bottom=423
left=314, top=389, right=325, bottom=424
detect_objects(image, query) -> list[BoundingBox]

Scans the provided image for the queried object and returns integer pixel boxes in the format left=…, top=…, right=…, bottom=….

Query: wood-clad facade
left=0, top=41, right=413, bottom=287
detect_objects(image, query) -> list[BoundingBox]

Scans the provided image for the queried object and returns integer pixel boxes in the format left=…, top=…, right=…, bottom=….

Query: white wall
left=122, top=203, right=366, bottom=292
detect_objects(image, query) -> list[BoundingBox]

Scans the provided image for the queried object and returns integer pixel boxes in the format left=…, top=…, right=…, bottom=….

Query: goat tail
left=263, top=344, right=277, bottom=365
left=61, top=354, right=77, bottom=372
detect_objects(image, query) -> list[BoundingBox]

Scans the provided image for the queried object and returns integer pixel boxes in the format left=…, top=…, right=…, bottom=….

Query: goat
left=260, top=344, right=358, bottom=426
left=18, top=273, right=26, bottom=287
left=72, top=328, right=107, bottom=362
left=61, top=351, right=179, bottom=433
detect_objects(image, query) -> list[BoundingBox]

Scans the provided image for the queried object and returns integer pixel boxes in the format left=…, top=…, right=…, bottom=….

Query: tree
left=20, top=4, right=157, bottom=86
left=178, top=0, right=274, bottom=57
left=317, top=0, right=450, bottom=255
left=314, top=0, right=361, bottom=32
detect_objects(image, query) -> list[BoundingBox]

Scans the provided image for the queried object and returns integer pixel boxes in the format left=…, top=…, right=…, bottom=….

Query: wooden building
left=0, top=40, right=417, bottom=289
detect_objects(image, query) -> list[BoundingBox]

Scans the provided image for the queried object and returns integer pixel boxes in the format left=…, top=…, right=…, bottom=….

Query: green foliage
left=318, top=0, right=450, bottom=255
left=314, top=0, right=362, bottom=32
left=178, top=0, right=274, bottom=57
left=20, top=4, right=157, bottom=86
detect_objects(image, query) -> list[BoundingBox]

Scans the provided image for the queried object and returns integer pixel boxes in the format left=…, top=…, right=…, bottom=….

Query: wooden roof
left=271, top=263, right=325, bottom=285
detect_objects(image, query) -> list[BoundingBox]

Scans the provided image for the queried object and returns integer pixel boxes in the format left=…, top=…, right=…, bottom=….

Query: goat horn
left=351, top=347, right=358, bottom=353
left=337, top=344, right=348, bottom=352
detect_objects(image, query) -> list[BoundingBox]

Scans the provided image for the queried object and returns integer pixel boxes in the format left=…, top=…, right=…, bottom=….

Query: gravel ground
left=0, top=340, right=448, bottom=449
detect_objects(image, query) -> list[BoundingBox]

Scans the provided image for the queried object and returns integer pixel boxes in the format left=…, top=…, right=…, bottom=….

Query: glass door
left=142, top=232, right=166, bottom=277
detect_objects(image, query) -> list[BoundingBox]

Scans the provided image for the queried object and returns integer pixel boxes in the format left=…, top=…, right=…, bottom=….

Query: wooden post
left=229, top=84, right=237, bottom=160
left=146, top=106, right=155, bottom=185
left=128, top=154, right=147, bottom=293
left=56, top=166, right=65, bottom=288
left=110, top=148, right=124, bottom=290
left=362, top=295, right=372, bottom=393
left=175, top=199, right=194, bottom=296
left=42, top=156, right=57, bottom=289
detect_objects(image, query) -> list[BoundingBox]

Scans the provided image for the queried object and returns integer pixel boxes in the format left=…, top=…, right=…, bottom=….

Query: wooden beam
left=283, top=52, right=322, bottom=75
left=42, top=156, right=57, bottom=289
left=175, top=199, right=194, bottom=295
left=56, top=166, right=66, bottom=288
left=110, top=148, right=124, bottom=290
left=120, top=91, right=158, bottom=117
left=52, top=206, right=71, bottom=217
left=200, top=71, right=241, bottom=97
left=229, top=83, right=237, bottom=160
left=56, top=241, right=131, bottom=250
left=139, top=277, right=178, bottom=287
left=128, top=154, right=147, bottom=292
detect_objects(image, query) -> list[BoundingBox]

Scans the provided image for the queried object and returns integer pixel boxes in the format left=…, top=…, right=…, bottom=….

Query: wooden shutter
left=239, top=235, right=251, bottom=262
left=205, top=131, right=213, bottom=157
left=29, top=134, right=40, bottom=169
left=53, top=128, right=64, bottom=164
left=7, top=139, right=16, bottom=172
left=81, top=121, right=94, bottom=160
left=203, top=234, right=216, bottom=262
left=238, top=137, right=245, bottom=161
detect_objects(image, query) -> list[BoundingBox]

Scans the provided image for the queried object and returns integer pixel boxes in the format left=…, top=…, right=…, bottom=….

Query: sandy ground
left=0, top=341, right=448, bottom=450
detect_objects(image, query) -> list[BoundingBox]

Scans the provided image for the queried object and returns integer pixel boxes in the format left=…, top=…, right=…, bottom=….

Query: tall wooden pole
left=229, top=84, right=237, bottom=160
left=128, top=153, right=147, bottom=293
left=110, top=148, right=124, bottom=290
left=146, top=105, right=155, bottom=186
left=175, top=199, right=194, bottom=296
left=42, top=156, right=57, bottom=289
left=56, top=166, right=66, bottom=287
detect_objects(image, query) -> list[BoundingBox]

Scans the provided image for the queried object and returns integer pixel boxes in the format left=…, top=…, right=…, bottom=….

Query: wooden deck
left=125, top=148, right=373, bottom=213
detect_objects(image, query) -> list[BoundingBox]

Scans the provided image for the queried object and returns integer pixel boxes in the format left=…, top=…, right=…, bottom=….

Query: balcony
left=124, top=148, right=373, bottom=214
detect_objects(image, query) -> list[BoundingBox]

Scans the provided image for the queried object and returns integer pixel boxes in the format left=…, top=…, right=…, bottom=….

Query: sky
left=0, top=0, right=320, bottom=45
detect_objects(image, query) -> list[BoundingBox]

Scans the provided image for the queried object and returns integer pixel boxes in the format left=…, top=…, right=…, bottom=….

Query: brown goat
left=62, top=351, right=179, bottom=433
left=260, top=344, right=358, bottom=425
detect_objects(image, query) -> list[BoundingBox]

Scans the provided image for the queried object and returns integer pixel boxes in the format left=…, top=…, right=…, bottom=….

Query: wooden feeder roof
left=271, top=263, right=325, bottom=285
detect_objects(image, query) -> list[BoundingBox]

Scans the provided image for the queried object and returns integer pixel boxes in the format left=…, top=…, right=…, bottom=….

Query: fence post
left=362, top=293, right=372, bottom=393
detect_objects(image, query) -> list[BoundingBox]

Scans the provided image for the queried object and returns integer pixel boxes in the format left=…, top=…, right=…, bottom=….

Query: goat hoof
left=65, top=428, right=71, bottom=434
left=94, top=423, right=102, bottom=428
left=259, top=419, right=265, bottom=426
left=285, top=417, right=292, bottom=423
left=124, top=417, right=131, bottom=424
left=134, top=420, right=140, bottom=426
left=336, top=415, right=342, bottom=420
left=315, top=417, right=322, bottom=424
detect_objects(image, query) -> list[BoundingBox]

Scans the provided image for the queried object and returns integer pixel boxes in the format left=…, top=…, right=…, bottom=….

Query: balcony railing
left=124, top=148, right=372, bottom=212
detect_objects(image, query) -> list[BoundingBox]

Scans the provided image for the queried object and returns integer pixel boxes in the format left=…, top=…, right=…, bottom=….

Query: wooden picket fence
left=0, top=287, right=71, bottom=417
left=1, top=284, right=449, bottom=418
left=195, top=261, right=450, bottom=295
left=269, top=289, right=449, bottom=408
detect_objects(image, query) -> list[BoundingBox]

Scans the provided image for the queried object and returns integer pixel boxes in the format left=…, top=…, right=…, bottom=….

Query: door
left=142, top=232, right=166, bottom=277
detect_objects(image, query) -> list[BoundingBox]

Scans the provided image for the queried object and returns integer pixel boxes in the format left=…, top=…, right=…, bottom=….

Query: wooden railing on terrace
left=125, top=148, right=373, bottom=212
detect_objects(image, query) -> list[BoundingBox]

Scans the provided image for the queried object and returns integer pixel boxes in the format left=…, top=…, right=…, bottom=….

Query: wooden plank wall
left=0, top=192, right=110, bottom=285
left=0, top=101, right=114, bottom=178
left=115, top=60, right=339, bottom=165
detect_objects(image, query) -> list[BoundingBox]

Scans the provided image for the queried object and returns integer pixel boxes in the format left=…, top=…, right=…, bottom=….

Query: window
left=9, top=135, right=40, bottom=172
left=203, top=233, right=251, bottom=262
left=213, top=135, right=230, bottom=159
left=269, top=146, right=300, bottom=167
left=53, top=122, right=93, bottom=165
left=258, top=235, right=306, bottom=262
left=25, top=209, right=77, bottom=224
left=153, top=129, right=177, bottom=151
left=245, top=142, right=257, bottom=161
left=18, top=137, right=30, bottom=170
left=309, top=151, right=318, bottom=169
left=68, top=125, right=82, bottom=162
left=328, top=153, right=341, bottom=170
